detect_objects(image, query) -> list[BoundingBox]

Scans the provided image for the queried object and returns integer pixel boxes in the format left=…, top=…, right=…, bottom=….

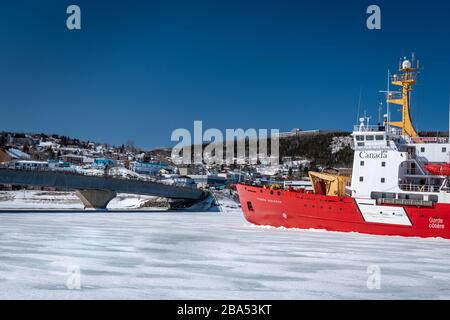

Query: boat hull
left=237, top=184, right=450, bottom=239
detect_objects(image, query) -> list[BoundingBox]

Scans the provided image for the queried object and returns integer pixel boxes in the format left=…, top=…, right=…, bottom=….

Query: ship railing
left=385, top=91, right=402, bottom=100
left=408, top=137, right=449, bottom=144
left=389, top=129, right=403, bottom=136
left=399, top=184, right=440, bottom=193
left=391, top=73, right=416, bottom=83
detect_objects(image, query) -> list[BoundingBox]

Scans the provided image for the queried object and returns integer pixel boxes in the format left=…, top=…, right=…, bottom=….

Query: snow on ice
left=0, top=191, right=450, bottom=299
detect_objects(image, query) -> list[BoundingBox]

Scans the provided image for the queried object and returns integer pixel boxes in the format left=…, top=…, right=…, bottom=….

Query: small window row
left=371, top=192, right=439, bottom=203
left=419, top=147, right=447, bottom=153
left=355, top=135, right=385, bottom=142
left=360, top=161, right=386, bottom=167
left=359, top=177, right=386, bottom=183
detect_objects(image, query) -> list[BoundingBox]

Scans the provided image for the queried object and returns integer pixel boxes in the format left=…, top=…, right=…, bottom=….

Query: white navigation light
left=402, top=60, right=412, bottom=69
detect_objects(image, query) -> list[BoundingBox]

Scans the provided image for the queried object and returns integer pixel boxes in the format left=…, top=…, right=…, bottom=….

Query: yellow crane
left=308, top=171, right=351, bottom=197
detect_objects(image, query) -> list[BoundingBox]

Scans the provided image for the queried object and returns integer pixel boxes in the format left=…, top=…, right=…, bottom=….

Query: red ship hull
left=237, top=184, right=450, bottom=239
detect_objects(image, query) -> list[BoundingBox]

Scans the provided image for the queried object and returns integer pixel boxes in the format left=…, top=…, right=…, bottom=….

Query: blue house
left=132, top=161, right=169, bottom=175
left=93, top=158, right=115, bottom=168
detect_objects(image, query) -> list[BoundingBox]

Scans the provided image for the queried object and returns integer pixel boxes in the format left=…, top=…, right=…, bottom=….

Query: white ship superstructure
left=350, top=121, right=450, bottom=203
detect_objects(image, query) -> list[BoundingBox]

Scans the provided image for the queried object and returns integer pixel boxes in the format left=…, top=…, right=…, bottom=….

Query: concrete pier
left=75, top=189, right=117, bottom=209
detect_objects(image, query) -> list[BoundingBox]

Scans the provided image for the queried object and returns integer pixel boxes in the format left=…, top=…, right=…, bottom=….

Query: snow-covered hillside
left=330, top=136, right=353, bottom=154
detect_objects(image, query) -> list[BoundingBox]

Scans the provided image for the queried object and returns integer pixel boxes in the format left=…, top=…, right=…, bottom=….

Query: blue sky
left=0, top=0, right=449, bottom=148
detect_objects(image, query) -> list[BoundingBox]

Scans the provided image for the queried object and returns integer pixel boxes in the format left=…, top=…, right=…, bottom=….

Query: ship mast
left=386, top=69, right=391, bottom=132
left=447, top=95, right=450, bottom=145
left=386, top=54, right=420, bottom=137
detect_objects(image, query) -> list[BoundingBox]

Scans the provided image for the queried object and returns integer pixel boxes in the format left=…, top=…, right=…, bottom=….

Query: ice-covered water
left=1, top=207, right=450, bottom=299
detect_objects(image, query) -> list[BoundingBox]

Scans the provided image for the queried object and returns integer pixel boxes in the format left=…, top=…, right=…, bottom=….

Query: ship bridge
left=350, top=125, right=450, bottom=203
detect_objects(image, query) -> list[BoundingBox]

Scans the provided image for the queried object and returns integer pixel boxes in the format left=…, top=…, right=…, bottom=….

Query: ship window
left=381, top=178, right=385, bottom=183
left=382, top=162, right=386, bottom=167
left=443, top=147, right=447, bottom=153
left=356, top=136, right=364, bottom=141
left=366, top=135, right=375, bottom=141
left=429, top=195, right=438, bottom=203
left=359, top=177, right=364, bottom=182
left=398, top=193, right=424, bottom=201
left=357, top=142, right=365, bottom=147
left=360, top=161, right=365, bottom=166
left=376, top=135, right=384, bottom=141
left=421, top=147, right=425, bottom=152
left=371, top=192, right=395, bottom=199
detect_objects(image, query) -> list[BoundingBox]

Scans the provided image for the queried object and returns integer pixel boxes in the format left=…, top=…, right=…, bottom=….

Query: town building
left=132, top=161, right=169, bottom=175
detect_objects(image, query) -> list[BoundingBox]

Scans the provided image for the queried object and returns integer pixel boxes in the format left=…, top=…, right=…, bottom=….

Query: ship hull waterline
left=237, top=184, right=450, bottom=239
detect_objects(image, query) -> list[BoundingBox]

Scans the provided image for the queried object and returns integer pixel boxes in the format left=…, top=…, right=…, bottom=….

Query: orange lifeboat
left=424, top=163, right=450, bottom=176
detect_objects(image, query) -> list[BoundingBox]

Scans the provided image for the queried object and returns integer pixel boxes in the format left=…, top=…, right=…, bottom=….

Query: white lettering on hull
left=429, top=217, right=445, bottom=229
left=355, top=199, right=412, bottom=226
left=256, top=198, right=282, bottom=204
